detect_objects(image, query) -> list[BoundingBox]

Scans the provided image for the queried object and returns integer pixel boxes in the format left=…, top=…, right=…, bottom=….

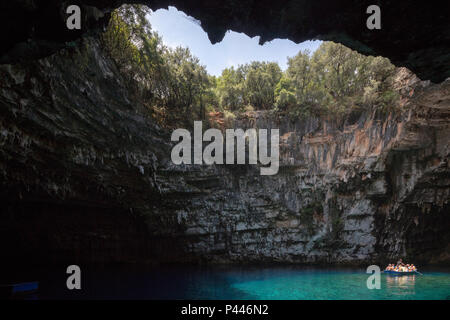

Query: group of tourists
left=385, top=259, right=418, bottom=272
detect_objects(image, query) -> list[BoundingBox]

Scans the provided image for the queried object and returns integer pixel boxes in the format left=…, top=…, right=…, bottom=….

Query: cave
left=0, top=0, right=449, bottom=300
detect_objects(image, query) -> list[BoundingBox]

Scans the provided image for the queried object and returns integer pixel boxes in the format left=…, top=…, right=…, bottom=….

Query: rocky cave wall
left=0, top=38, right=448, bottom=266
left=170, top=78, right=450, bottom=265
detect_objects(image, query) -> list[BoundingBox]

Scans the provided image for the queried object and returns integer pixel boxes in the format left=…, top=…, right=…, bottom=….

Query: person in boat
left=396, top=258, right=407, bottom=271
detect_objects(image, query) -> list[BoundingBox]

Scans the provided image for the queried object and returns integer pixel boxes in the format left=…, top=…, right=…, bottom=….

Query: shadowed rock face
left=0, top=39, right=448, bottom=266
left=1, top=0, right=449, bottom=82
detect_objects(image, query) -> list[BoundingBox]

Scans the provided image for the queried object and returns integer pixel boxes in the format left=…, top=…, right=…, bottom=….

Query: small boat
left=383, top=270, right=422, bottom=276
left=0, top=281, right=39, bottom=299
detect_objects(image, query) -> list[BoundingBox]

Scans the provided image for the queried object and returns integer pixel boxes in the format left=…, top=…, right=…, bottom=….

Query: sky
left=147, top=7, right=322, bottom=76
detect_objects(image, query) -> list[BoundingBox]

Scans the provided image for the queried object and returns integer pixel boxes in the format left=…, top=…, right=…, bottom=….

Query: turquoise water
left=229, top=269, right=450, bottom=300
left=32, top=266, right=450, bottom=299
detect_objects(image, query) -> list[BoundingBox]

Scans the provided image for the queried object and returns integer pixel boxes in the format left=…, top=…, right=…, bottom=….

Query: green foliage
left=101, top=4, right=214, bottom=127
left=157, top=47, right=210, bottom=114
left=281, top=42, right=398, bottom=119
left=101, top=5, right=157, bottom=85
left=215, top=66, right=245, bottom=111
left=275, top=88, right=297, bottom=111
left=215, top=61, right=281, bottom=111
left=214, top=42, right=398, bottom=120
left=286, top=50, right=317, bottom=107
left=102, top=6, right=399, bottom=127
left=244, top=62, right=282, bottom=109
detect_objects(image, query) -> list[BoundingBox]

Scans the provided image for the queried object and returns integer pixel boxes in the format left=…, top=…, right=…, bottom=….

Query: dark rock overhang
left=1, top=0, right=449, bottom=82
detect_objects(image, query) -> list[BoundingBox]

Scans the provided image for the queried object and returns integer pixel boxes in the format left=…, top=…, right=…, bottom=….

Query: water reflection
left=386, top=275, right=416, bottom=287
left=385, top=275, right=416, bottom=296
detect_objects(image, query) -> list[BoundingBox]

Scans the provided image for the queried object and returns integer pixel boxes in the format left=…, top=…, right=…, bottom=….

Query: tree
left=215, top=66, right=245, bottom=111
left=102, top=4, right=166, bottom=94
left=215, top=61, right=281, bottom=111
left=244, top=61, right=282, bottom=109
left=287, top=50, right=314, bottom=102
left=101, top=5, right=214, bottom=126
left=274, top=76, right=296, bottom=111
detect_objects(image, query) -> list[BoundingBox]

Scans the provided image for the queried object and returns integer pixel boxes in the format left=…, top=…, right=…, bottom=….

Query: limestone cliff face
left=0, top=39, right=448, bottom=267
left=174, top=80, right=449, bottom=265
